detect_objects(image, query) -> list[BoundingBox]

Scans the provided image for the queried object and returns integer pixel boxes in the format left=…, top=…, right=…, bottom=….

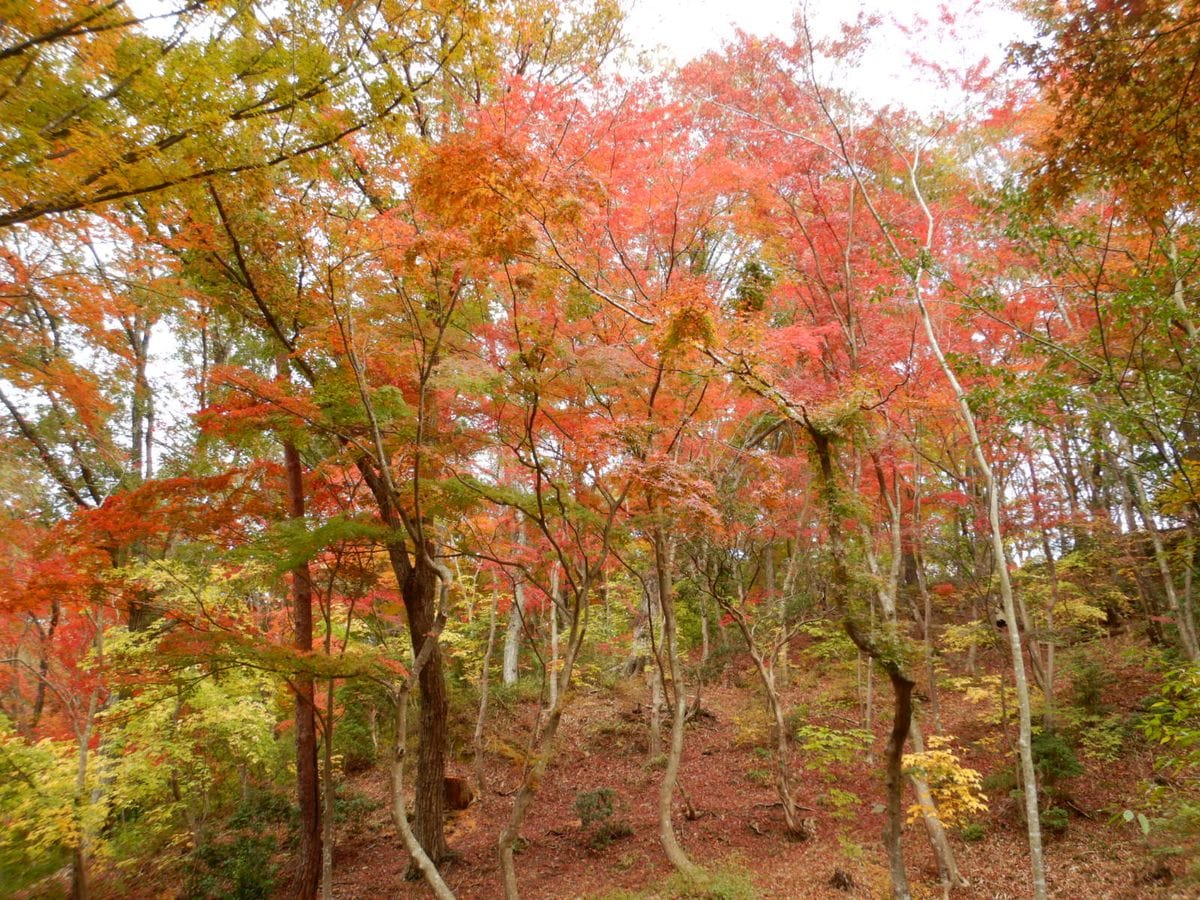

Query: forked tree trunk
left=744, top=644, right=808, bottom=838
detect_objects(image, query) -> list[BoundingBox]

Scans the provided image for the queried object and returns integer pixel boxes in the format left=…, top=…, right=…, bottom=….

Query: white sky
left=622, top=0, right=1033, bottom=112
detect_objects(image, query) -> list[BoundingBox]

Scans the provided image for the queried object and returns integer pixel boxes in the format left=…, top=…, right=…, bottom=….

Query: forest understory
left=4, top=2, right=1200, bottom=900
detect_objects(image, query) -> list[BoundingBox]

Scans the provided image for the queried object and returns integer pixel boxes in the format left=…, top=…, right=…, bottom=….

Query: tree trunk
left=391, top=685, right=455, bottom=900
left=1120, top=435, right=1200, bottom=660
left=283, top=436, right=322, bottom=899
left=321, top=679, right=335, bottom=900
left=499, top=597, right=588, bottom=899
left=909, top=718, right=966, bottom=892
left=404, top=558, right=450, bottom=865
left=70, top=687, right=100, bottom=900
left=502, top=520, right=528, bottom=685
left=653, top=528, right=702, bottom=880
left=549, top=566, right=560, bottom=709
left=356, top=460, right=451, bottom=868
left=474, top=590, right=500, bottom=791
left=882, top=667, right=914, bottom=900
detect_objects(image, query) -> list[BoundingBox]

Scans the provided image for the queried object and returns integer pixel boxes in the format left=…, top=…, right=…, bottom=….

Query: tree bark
left=909, top=718, right=966, bottom=892
left=882, top=667, right=914, bottom=900
left=474, top=590, right=500, bottom=791
left=653, top=528, right=703, bottom=879
left=403, top=556, right=450, bottom=865
left=283, top=436, right=322, bottom=899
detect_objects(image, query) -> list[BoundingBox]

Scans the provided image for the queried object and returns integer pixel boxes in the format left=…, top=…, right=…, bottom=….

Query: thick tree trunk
left=391, top=688, right=455, bottom=900
left=283, top=437, right=322, bottom=899
left=388, top=551, right=455, bottom=898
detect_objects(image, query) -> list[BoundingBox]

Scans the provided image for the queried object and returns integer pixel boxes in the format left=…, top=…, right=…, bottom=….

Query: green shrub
left=333, top=786, right=381, bottom=825
left=959, top=822, right=986, bottom=842
left=823, top=787, right=860, bottom=822
left=981, top=767, right=1017, bottom=795
left=332, top=714, right=378, bottom=774
left=575, top=788, right=633, bottom=851
left=794, top=724, right=872, bottom=773
left=1040, top=806, right=1069, bottom=836
left=228, top=789, right=292, bottom=829
left=1070, top=656, right=1114, bottom=716
left=576, top=788, right=616, bottom=827
left=1079, top=716, right=1127, bottom=761
left=187, top=833, right=278, bottom=899
left=1032, top=730, right=1084, bottom=793
left=745, top=768, right=772, bottom=787
left=1141, top=662, right=1200, bottom=771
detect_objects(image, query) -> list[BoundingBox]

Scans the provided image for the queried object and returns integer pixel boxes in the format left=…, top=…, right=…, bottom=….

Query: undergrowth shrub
left=959, top=822, right=986, bottom=842
left=575, top=788, right=633, bottom=851
left=1069, top=654, right=1114, bottom=716
left=795, top=724, right=872, bottom=778
left=902, top=737, right=988, bottom=827
left=186, top=833, right=277, bottom=899
left=1032, top=729, right=1084, bottom=794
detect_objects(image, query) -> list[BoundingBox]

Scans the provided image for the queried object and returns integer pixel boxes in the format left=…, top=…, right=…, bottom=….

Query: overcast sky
left=622, top=0, right=1032, bottom=111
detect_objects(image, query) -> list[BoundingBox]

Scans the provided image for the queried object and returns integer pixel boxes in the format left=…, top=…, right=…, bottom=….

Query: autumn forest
left=2, top=1, right=1199, bottom=898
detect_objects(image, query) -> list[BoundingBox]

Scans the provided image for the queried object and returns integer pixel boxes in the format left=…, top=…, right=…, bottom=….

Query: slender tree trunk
left=653, top=528, right=703, bottom=879
left=283, top=435, right=322, bottom=899
left=503, top=520, right=528, bottom=685
left=909, top=718, right=966, bottom=892
left=70, top=687, right=100, bottom=900
left=30, top=599, right=60, bottom=731
left=499, top=595, right=588, bottom=899
left=736, top=629, right=809, bottom=839
left=898, top=193, right=1048, bottom=896
left=321, top=679, right=335, bottom=900
left=549, top=566, right=560, bottom=709
left=1119, top=435, right=1200, bottom=660
left=474, top=590, right=500, bottom=791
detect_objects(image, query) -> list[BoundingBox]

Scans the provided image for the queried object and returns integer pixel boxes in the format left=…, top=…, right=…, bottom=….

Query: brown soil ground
left=317, top=639, right=1197, bottom=899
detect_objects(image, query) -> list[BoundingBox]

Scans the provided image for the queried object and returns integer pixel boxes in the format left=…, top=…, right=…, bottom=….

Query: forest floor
left=84, top=634, right=1197, bottom=899
left=315, top=636, right=1196, bottom=900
